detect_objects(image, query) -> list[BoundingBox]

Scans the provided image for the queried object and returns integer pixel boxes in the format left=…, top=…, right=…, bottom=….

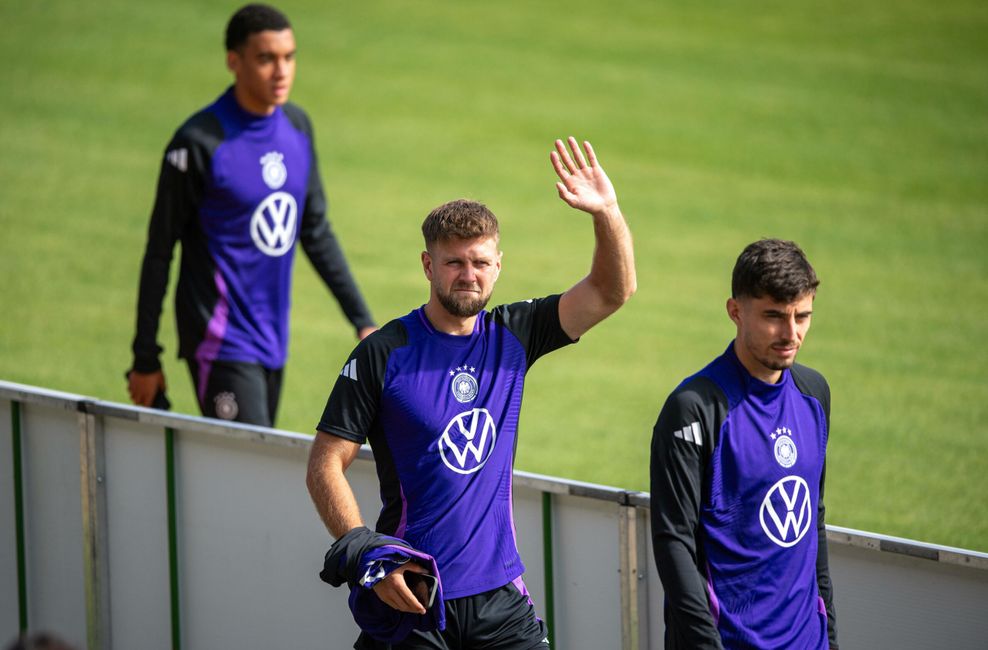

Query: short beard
left=759, top=356, right=795, bottom=371
left=436, top=287, right=491, bottom=318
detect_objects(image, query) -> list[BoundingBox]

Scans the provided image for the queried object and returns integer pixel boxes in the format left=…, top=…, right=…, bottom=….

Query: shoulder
left=665, top=374, right=728, bottom=417
left=789, top=363, right=830, bottom=403
left=489, top=294, right=562, bottom=328
left=171, top=106, right=225, bottom=152
left=281, top=102, right=314, bottom=136
left=355, top=318, right=408, bottom=359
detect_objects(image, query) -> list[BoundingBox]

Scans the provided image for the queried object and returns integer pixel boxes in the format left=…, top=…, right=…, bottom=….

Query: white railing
left=1, top=380, right=986, bottom=650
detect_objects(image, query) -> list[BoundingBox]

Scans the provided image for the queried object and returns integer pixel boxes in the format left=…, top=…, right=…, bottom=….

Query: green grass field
left=1, top=0, right=986, bottom=551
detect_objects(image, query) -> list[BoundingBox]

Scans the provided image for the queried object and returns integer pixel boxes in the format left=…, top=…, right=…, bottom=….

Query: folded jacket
left=320, top=526, right=446, bottom=643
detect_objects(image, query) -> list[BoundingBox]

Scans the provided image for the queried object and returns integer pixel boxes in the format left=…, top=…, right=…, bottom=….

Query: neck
left=423, top=300, right=477, bottom=336
left=232, top=85, right=276, bottom=116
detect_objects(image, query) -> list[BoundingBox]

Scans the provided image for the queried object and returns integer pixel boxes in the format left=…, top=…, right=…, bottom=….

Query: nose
left=781, top=315, right=798, bottom=340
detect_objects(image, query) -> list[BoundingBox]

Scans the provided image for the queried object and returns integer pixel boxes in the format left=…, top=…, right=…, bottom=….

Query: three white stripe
left=339, top=359, right=358, bottom=381
left=673, top=421, right=702, bottom=446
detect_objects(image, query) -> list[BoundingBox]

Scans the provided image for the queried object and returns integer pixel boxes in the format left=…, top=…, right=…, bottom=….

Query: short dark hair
left=731, top=238, right=819, bottom=302
left=225, top=4, right=291, bottom=51
left=422, top=199, right=500, bottom=248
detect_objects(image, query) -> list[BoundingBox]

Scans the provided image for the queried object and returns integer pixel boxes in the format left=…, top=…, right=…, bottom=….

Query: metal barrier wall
left=2, top=380, right=986, bottom=650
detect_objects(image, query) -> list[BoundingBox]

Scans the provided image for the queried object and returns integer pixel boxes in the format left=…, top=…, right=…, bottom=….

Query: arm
left=306, top=432, right=364, bottom=538
left=817, top=463, right=838, bottom=649
left=792, top=364, right=838, bottom=648
left=552, top=137, right=636, bottom=340
left=650, top=385, right=724, bottom=649
left=296, top=117, right=375, bottom=337
left=306, top=433, right=427, bottom=614
left=129, top=131, right=203, bottom=405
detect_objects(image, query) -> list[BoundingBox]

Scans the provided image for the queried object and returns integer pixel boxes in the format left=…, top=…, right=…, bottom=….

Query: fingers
left=550, top=149, right=568, bottom=182
left=373, top=571, right=427, bottom=614
left=583, top=140, right=599, bottom=167
left=551, top=137, right=596, bottom=179
left=568, top=136, right=589, bottom=169
left=128, top=371, right=165, bottom=406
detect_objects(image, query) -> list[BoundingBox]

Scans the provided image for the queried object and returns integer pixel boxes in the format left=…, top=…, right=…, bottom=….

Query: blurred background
left=0, top=0, right=985, bottom=551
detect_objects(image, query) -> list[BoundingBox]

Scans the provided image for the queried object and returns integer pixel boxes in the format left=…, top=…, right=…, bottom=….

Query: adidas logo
left=673, top=421, right=702, bottom=446
left=166, top=148, right=188, bottom=172
left=339, top=359, right=358, bottom=381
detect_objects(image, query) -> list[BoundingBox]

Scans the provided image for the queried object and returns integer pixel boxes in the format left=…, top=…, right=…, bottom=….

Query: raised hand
left=550, top=137, right=618, bottom=215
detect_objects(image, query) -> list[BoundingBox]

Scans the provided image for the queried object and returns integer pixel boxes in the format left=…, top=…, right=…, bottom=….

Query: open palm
left=550, top=137, right=617, bottom=214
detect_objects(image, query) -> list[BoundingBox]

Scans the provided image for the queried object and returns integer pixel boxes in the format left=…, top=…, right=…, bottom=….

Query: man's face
left=727, top=292, right=814, bottom=382
left=227, top=29, right=296, bottom=115
left=423, top=236, right=501, bottom=318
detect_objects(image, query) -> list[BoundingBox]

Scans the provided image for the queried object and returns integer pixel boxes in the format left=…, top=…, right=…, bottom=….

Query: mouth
left=772, top=344, right=798, bottom=357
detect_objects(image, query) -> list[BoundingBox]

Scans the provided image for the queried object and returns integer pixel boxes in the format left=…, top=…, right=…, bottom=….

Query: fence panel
left=2, top=381, right=987, bottom=650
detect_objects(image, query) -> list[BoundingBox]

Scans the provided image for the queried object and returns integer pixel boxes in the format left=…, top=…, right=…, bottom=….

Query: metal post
left=619, top=504, right=649, bottom=650
left=165, top=427, right=182, bottom=650
left=542, top=491, right=556, bottom=648
left=80, top=411, right=112, bottom=650
left=12, top=401, right=28, bottom=634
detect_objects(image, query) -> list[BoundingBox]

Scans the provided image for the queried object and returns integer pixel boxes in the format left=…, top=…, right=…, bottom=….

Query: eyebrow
left=763, top=309, right=813, bottom=317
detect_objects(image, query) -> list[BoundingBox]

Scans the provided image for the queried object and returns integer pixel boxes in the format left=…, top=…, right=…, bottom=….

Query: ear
left=226, top=50, right=239, bottom=74
left=726, top=297, right=742, bottom=326
left=494, top=251, right=503, bottom=280
left=421, top=250, right=433, bottom=281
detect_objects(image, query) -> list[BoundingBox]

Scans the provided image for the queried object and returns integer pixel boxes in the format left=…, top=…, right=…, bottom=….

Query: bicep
left=558, top=278, right=608, bottom=341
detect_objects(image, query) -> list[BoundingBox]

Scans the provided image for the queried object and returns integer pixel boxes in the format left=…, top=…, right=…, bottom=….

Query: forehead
left=431, top=236, right=500, bottom=259
left=243, top=29, right=295, bottom=54
left=746, top=292, right=815, bottom=313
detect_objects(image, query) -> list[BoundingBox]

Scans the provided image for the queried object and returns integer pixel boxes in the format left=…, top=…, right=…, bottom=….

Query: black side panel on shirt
left=491, top=294, right=575, bottom=369
left=650, top=375, right=728, bottom=650
left=284, top=103, right=375, bottom=333
left=132, top=110, right=223, bottom=371
left=316, top=318, right=408, bottom=443
left=316, top=319, right=410, bottom=534
left=790, top=362, right=838, bottom=648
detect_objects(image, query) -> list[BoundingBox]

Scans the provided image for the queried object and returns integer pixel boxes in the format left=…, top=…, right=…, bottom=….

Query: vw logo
left=439, top=408, right=497, bottom=475
left=250, top=192, right=297, bottom=256
left=759, top=475, right=812, bottom=548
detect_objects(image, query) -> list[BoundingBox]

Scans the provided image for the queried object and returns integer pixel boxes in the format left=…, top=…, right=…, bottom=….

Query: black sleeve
left=816, top=461, right=838, bottom=649
left=315, top=319, right=406, bottom=443
left=287, top=105, right=375, bottom=334
left=791, top=364, right=838, bottom=648
left=649, top=376, right=726, bottom=650
left=491, top=294, right=575, bottom=369
left=130, top=125, right=210, bottom=373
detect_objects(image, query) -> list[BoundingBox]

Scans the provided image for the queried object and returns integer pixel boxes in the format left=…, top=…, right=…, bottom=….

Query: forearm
left=653, top=536, right=724, bottom=649
left=306, top=437, right=365, bottom=539
left=301, top=224, right=375, bottom=331
left=307, top=463, right=364, bottom=539
left=131, top=241, right=174, bottom=371
left=586, top=204, right=636, bottom=307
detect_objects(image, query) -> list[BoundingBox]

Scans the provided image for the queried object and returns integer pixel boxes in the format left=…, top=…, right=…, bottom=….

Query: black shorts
left=186, top=359, right=283, bottom=427
left=354, top=580, right=550, bottom=650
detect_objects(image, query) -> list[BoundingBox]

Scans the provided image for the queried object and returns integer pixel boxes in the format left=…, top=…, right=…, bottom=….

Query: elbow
left=609, top=274, right=637, bottom=309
